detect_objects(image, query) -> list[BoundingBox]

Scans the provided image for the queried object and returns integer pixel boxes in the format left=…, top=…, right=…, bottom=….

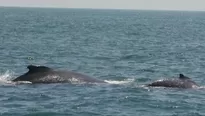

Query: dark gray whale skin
left=147, top=74, right=198, bottom=88
left=13, top=65, right=106, bottom=84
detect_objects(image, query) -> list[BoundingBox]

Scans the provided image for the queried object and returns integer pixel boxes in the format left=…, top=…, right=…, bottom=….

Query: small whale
left=13, top=65, right=106, bottom=84
left=147, top=74, right=198, bottom=88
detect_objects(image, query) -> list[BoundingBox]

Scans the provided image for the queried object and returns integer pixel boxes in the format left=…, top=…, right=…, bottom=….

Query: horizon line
left=0, top=5, right=205, bottom=12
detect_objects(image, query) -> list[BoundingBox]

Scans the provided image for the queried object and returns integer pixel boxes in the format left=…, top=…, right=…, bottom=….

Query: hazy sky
left=1, top=0, right=205, bottom=11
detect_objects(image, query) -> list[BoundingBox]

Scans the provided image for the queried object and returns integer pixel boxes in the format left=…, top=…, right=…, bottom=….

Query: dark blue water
left=1, top=7, right=205, bottom=116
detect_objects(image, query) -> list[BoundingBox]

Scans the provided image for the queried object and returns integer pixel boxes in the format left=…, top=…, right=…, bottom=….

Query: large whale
left=147, top=74, right=198, bottom=88
left=13, top=65, right=106, bottom=84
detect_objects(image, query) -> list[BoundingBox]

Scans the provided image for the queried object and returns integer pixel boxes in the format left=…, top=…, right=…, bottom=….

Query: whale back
left=12, top=65, right=52, bottom=82
left=148, top=74, right=198, bottom=88
left=179, top=74, right=190, bottom=80
left=27, top=65, right=52, bottom=73
left=13, top=65, right=106, bottom=83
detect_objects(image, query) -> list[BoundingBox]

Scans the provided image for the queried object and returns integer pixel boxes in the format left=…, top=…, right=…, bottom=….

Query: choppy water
left=1, top=7, right=205, bottom=116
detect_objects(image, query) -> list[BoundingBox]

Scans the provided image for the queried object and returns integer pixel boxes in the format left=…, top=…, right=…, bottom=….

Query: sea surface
left=0, top=7, right=205, bottom=116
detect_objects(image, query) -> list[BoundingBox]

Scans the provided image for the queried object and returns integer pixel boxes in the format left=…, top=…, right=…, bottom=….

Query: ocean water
left=1, top=7, right=205, bottom=116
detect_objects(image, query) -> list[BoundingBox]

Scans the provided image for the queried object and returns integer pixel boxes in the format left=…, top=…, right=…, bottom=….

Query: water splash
left=14, top=81, right=32, bottom=84
left=104, top=78, right=134, bottom=85
left=0, top=71, right=32, bottom=85
left=0, top=70, right=15, bottom=85
left=195, top=86, right=205, bottom=89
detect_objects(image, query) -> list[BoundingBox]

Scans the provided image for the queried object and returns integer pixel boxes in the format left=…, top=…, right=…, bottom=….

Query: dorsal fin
left=179, top=74, right=190, bottom=80
left=27, top=65, right=51, bottom=73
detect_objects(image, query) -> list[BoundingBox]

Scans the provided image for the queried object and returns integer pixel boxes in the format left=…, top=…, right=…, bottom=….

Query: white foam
left=14, top=81, right=32, bottom=84
left=0, top=70, right=15, bottom=85
left=104, top=78, right=134, bottom=85
left=195, top=86, right=205, bottom=89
